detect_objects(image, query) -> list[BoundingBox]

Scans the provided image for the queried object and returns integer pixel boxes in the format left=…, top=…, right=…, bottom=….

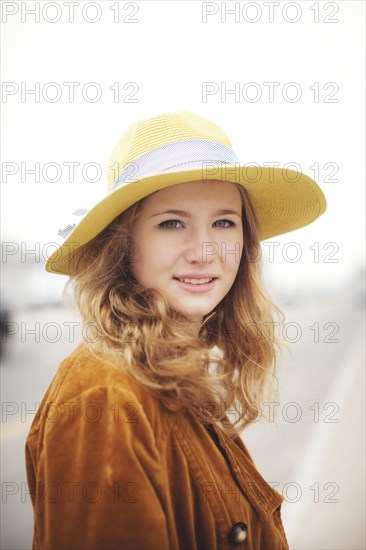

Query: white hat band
left=111, top=139, right=240, bottom=190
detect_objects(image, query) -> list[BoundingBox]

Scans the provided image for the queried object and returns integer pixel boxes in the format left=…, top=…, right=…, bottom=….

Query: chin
left=170, top=297, right=218, bottom=319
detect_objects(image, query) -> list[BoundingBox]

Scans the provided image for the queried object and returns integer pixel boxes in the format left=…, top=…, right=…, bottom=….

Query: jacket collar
left=161, top=399, right=284, bottom=520
left=208, top=418, right=284, bottom=520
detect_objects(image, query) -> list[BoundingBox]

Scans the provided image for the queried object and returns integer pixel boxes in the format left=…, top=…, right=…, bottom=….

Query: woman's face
left=131, top=180, right=244, bottom=336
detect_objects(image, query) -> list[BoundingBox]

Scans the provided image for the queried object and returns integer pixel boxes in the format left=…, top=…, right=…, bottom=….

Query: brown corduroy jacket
left=25, top=343, right=289, bottom=550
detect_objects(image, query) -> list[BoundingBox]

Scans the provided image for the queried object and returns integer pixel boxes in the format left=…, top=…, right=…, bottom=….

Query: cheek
left=130, top=231, right=146, bottom=281
left=221, top=234, right=243, bottom=269
left=227, top=259, right=241, bottom=281
left=131, top=234, right=177, bottom=280
left=158, top=243, right=179, bottom=264
left=130, top=249, right=153, bottom=288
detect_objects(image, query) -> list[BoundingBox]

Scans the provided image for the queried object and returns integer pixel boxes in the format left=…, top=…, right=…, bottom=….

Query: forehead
left=142, top=180, right=242, bottom=208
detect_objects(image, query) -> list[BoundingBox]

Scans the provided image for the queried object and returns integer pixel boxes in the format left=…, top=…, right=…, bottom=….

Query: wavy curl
left=63, top=182, right=285, bottom=438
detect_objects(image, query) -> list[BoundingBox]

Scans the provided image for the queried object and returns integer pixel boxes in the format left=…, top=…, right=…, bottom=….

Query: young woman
left=25, top=111, right=326, bottom=549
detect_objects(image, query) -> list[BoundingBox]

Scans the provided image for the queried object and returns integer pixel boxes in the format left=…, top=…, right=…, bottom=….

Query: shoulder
left=47, top=342, right=141, bottom=397
left=28, top=342, right=170, bottom=439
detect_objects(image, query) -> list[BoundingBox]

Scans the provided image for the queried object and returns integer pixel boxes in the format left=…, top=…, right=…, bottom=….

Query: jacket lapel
left=208, top=419, right=284, bottom=521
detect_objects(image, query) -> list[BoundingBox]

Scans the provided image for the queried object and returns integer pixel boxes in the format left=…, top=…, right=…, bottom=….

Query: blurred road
left=243, top=288, right=365, bottom=550
left=1, top=289, right=365, bottom=550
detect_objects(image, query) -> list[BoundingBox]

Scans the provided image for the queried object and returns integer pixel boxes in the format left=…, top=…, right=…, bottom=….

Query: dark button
left=228, top=522, right=248, bottom=546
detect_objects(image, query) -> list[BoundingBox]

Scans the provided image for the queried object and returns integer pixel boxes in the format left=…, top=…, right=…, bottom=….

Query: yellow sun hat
left=46, top=111, right=327, bottom=275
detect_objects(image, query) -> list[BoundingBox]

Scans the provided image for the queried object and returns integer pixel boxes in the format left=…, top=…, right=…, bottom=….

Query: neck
left=190, top=310, right=217, bottom=338
left=188, top=320, right=202, bottom=338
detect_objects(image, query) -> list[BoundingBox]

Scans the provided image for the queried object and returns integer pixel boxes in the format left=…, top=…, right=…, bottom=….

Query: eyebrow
left=149, top=208, right=241, bottom=219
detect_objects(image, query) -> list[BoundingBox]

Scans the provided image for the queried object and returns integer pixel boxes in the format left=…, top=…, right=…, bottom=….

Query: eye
left=158, top=219, right=183, bottom=230
left=215, top=219, right=236, bottom=228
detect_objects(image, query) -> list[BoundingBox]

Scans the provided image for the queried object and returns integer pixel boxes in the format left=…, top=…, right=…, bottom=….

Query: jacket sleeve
left=33, top=385, right=170, bottom=550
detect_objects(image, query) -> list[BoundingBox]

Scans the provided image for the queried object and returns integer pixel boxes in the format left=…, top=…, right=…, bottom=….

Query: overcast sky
left=1, top=1, right=365, bottom=293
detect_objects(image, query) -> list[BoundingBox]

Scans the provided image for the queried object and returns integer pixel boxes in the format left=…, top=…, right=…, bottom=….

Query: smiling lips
left=174, top=273, right=217, bottom=285
left=175, top=277, right=215, bottom=285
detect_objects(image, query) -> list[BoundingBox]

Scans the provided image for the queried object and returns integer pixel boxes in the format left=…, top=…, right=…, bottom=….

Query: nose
left=184, top=226, right=217, bottom=264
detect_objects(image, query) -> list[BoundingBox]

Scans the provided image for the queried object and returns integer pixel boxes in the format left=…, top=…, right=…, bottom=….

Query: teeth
left=177, top=277, right=214, bottom=285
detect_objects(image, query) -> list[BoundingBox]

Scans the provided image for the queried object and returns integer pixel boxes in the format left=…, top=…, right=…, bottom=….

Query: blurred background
left=1, top=1, right=365, bottom=549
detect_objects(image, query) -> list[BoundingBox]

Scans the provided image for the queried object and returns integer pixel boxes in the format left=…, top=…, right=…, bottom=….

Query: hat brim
left=45, top=166, right=326, bottom=275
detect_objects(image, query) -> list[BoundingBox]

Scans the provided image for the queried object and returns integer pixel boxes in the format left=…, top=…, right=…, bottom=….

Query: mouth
left=173, top=277, right=218, bottom=293
left=174, top=277, right=217, bottom=284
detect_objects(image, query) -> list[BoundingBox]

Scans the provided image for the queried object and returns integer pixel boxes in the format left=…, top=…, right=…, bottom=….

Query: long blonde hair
left=64, top=183, right=285, bottom=438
